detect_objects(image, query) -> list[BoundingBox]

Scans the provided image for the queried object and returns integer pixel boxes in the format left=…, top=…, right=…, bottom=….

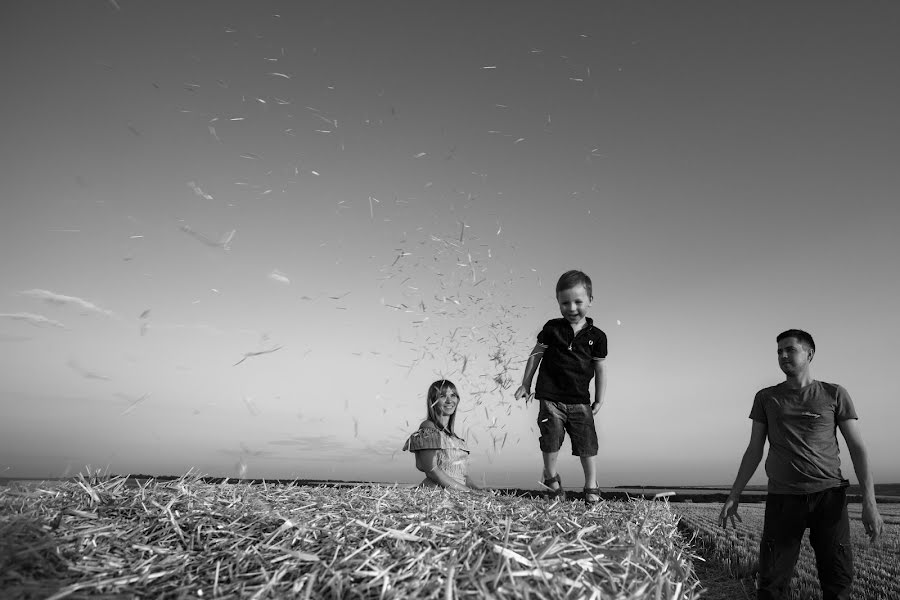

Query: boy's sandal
left=543, top=473, right=565, bottom=500
left=583, top=487, right=602, bottom=505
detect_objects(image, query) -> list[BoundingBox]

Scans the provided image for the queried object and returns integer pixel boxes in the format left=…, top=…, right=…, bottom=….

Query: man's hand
left=514, top=385, right=533, bottom=402
left=718, top=497, right=742, bottom=530
left=591, top=399, right=603, bottom=415
left=862, top=502, right=884, bottom=543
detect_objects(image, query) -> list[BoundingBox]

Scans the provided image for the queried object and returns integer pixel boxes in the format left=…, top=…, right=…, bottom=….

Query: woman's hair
left=426, top=379, right=459, bottom=435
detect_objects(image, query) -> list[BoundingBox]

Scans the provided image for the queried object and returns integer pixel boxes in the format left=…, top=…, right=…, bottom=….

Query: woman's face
left=434, top=387, right=459, bottom=417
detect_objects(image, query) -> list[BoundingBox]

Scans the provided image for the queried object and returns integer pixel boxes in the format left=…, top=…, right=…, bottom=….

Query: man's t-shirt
left=750, top=380, right=858, bottom=494
left=534, top=317, right=607, bottom=405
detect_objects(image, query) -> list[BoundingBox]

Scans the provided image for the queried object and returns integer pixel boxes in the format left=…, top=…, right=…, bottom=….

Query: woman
left=403, top=380, right=485, bottom=492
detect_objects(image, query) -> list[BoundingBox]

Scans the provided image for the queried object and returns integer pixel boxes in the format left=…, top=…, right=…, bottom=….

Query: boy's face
left=777, top=337, right=813, bottom=377
left=556, top=285, right=591, bottom=324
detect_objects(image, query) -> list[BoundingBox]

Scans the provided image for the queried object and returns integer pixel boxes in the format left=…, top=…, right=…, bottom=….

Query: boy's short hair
left=556, top=270, right=592, bottom=299
left=777, top=329, right=816, bottom=352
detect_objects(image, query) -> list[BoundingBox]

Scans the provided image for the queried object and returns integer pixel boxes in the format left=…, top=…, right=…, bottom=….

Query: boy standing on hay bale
left=719, top=329, right=884, bottom=600
left=514, top=270, right=607, bottom=504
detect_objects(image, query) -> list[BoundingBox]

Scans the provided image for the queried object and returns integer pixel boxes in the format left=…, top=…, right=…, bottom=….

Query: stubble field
left=675, top=501, right=900, bottom=600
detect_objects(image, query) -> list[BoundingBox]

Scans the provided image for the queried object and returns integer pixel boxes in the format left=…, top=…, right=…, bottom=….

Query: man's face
left=557, top=285, right=591, bottom=324
left=777, top=337, right=813, bottom=377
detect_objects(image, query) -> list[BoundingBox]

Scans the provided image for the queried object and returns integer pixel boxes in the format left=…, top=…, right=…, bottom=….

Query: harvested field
left=1, top=472, right=702, bottom=599
left=676, top=502, right=900, bottom=600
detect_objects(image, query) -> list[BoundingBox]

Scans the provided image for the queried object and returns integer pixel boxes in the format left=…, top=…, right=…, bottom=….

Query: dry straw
left=1, top=471, right=702, bottom=599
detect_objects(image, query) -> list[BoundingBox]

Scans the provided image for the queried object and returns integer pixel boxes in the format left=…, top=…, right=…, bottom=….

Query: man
left=719, top=329, right=883, bottom=600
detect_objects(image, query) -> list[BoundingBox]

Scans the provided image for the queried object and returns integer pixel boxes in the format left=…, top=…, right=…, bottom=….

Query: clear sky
left=2, top=1, right=898, bottom=488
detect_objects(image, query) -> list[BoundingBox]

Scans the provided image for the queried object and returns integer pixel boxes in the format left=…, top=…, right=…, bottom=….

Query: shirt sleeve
left=536, top=320, right=553, bottom=346
left=749, top=391, right=767, bottom=423
left=834, top=385, right=859, bottom=421
left=402, top=427, right=444, bottom=452
left=591, top=329, right=608, bottom=359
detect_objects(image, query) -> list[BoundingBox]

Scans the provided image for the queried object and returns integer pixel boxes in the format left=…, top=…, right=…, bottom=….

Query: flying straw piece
left=0, top=312, right=67, bottom=329
left=234, top=346, right=283, bottom=366
left=268, top=270, right=290, bottom=285
left=187, top=181, right=214, bottom=200
left=18, top=289, right=115, bottom=318
left=67, top=359, right=110, bottom=381
left=241, top=396, right=259, bottom=416
left=178, top=225, right=235, bottom=251
left=120, top=393, right=150, bottom=417
left=267, top=72, right=291, bottom=79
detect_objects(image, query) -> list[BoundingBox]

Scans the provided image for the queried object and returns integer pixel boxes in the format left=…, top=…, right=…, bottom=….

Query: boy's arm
left=719, top=420, right=767, bottom=528
left=839, top=419, right=884, bottom=542
left=591, top=358, right=607, bottom=414
left=514, top=343, right=545, bottom=400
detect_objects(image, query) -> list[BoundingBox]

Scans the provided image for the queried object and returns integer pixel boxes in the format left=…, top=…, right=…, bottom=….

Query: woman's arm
left=416, top=449, right=473, bottom=492
left=465, top=475, right=485, bottom=490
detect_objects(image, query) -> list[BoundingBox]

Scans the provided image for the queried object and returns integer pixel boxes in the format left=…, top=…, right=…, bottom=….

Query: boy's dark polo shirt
left=535, top=317, right=607, bottom=405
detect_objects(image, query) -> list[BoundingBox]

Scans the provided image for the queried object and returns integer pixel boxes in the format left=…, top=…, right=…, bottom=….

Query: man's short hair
left=777, top=329, right=816, bottom=352
left=556, top=270, right=592, bottom=299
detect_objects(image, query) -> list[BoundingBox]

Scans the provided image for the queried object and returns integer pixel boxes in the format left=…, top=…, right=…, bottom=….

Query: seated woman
left=403, top=379, right=485, bottom=493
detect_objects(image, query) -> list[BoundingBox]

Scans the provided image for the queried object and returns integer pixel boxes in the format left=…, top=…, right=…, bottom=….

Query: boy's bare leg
left=542, top=451, right=560, bottom=489
left=580, top=455, right=598, bottom=489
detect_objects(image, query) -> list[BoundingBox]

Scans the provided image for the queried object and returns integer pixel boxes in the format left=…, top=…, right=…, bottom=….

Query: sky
left=1, top=1, right=899, bottom=489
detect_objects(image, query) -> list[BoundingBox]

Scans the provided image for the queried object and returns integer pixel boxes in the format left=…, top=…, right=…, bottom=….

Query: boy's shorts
left=537, top=399, right=598, bottom=457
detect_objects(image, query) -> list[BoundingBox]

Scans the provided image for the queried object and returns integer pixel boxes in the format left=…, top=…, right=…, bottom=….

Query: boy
left=514, top=270, right=607, bottom=504
left=719, top=329, right=884, bottom=600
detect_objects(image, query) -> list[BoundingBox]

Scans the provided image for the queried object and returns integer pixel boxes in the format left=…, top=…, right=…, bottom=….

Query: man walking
left=719, top=329, right=883, bottom=600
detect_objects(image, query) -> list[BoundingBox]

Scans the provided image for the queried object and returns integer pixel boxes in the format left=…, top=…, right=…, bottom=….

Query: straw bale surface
left=1, top=473, right=702, bottom=599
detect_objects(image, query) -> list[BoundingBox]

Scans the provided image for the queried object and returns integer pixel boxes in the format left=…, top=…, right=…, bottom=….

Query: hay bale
left=1, top=473, right=703, bottom=599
